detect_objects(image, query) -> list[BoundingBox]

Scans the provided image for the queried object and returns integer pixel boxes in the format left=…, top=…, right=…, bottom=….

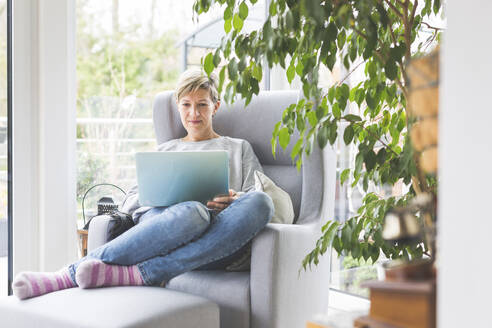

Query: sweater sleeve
left=241, top=140, right=263, bottom=193
left=119, top=184, right=140, bottom=214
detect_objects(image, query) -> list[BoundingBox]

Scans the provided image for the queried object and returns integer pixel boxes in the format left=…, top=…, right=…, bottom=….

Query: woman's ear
left=213, top=100, right=221, bottom=116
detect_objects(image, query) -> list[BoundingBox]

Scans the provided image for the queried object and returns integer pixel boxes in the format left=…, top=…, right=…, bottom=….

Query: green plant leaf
left=328, top=122, right=338, bottom=145
left=367, top=61, right=377, bottom=79
left=213, top=50, right=221, bottom=67
left=433, top=0, right=441, bottom=14
left=218, top=66, right=226, bottom=93
left=364, top=150, right=377, bottom=172
left=203, top=52, right=214, bottom=75
left=328, top=87, right=336, bottom=104
left=307, top=111, right=318, bottom=127
left=321, top=221, right=340, bottom=253
left=365, top=91, right=376, bottom=109
left=339, top=83, right=350, bottom=101
left=384, top=60, right=398, bottom=80
left=269, top=0, right=277, bottom=16
left=279, top=127, right=290, bottom=150
left=340, top=168, right=350, bottom=185
left=370, top=245, right=380, bottom=263
left=341, top=224, right=352, bottom=249
left=332, top=103, right=341, bottom=118
left=333, top=235, right=342, bottom=254
left=224, top=18, right=232, bottom=33
left=239, top=1, right=249, bottom=20
left=343, top=114, right=362, bottom=122
left=224, top=6, right=233, bottom=20
left=343, top=125, right=354, bottom=145
left=337, top=28, right=346, bottom=50
left=317, top=124, right=329, bottom=149
left=233, top=13, right=244, bottom=32
left=355, top=152, right=364, bottom=174
left=291, top=137, right=303, bottom=161
left=252, top=63, right=263, bottom=80
left=228, top=59, right=238, bottom=80
left=286, top=64, right=295, bottom=84
left=326, top=22, right=337, bottom=43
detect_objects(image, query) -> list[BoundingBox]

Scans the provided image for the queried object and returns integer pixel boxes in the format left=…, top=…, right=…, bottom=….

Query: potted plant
left=193, top=0, right=443, bottom=270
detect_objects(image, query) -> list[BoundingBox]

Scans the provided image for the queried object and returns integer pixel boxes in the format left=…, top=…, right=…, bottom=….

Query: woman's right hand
left=207, top=189, right=239, bottom=212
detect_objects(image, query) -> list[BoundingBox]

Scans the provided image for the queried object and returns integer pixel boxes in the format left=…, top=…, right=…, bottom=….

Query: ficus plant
left=193, top=0, right=443, bottom=270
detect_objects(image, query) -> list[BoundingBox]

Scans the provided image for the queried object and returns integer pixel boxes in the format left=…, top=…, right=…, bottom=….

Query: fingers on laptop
left=207, top=199, right=231, bottom=210
left=213, top=195, right=233, bottom=203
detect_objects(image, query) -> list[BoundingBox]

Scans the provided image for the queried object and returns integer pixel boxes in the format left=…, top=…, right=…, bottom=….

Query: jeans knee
left=247, top=191, right=274, bottom=225
left=187, top=201, right=211, bottom=226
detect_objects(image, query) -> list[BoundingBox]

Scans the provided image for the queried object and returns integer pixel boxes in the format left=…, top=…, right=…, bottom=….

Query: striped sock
left=75, top=259, right=145, bottom=289
left=12, top=267, right=77, bottom=300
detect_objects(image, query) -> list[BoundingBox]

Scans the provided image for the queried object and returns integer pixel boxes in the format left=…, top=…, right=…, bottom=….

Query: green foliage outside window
left=75, top=1, right=182, bottom=220
left=193, top=0, right=443, bottom=269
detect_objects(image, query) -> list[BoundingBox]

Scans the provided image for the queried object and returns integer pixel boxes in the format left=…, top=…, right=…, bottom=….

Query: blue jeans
left=69, top=191, right=273, bottom=286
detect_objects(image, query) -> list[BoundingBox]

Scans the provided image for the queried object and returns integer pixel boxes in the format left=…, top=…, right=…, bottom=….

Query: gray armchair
left=87, top=90, right=337, bottom=328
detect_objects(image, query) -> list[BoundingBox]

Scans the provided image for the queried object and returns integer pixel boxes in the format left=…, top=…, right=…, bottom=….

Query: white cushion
left=254, top=170, right=294, bottom=224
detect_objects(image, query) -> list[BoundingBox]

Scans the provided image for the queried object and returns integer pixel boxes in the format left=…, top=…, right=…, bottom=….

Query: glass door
left=0, top=0, right=10, bottom=296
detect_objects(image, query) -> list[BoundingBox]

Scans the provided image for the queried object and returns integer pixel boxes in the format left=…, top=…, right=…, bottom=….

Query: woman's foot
left=12, top=267, right=76, bottom=300
left=75, top=259, right=145, bottom=288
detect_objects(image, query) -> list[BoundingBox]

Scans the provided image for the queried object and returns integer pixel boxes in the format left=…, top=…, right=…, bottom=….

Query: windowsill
left=329, top=288, right=370, bottom=313
left=309, top=288, right=370, bottom=327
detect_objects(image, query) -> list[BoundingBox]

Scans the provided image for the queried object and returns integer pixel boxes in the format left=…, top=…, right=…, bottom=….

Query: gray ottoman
left=0, top=286, right=219, bottom=328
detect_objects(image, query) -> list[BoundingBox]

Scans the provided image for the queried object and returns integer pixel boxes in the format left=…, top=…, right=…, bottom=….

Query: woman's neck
left=182, top=131, right=220, bottom=142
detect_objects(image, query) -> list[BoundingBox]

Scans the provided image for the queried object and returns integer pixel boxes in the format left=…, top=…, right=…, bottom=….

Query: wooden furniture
left=354, top=280, right=436, bottom=328
left=77, top=229, right=88, bottom=258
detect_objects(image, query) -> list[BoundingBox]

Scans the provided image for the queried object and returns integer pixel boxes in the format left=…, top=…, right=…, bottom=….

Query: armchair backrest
left=152, top=90, right=335, bottom=224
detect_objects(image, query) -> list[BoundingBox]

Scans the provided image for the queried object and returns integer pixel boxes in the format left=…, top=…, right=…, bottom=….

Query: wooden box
left=354, top=280, right=436, bottom=328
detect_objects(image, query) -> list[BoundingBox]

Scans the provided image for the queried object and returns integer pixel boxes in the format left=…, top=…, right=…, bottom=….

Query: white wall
left=439, top=1, right=492, bottom=327
left=13, top=0, right=78, bottom=274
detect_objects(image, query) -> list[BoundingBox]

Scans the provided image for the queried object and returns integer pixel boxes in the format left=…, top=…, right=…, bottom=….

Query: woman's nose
left=189, top=106, right=200, bottom=116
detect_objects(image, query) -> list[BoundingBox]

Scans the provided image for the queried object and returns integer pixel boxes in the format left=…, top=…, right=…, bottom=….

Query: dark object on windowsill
left=81, top=183, right=126, bottom=230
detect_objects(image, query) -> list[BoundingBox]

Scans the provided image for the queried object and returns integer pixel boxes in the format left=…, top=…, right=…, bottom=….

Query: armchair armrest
left=250, top=222, right=330, bottom=328
left=87, top=214, right=112, bottom=252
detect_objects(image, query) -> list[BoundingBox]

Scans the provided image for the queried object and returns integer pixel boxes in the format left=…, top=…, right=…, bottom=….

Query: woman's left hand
left=207, top=189, right=239, bottom=211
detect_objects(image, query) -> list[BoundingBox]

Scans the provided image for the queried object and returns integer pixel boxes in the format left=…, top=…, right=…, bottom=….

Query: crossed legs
left=12, top=191, right=273, bottom=299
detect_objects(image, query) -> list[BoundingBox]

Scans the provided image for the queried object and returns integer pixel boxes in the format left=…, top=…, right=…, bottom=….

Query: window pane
left=0, top=0, right=8, bottom=296
left=75, top=0, right=226, bottom=231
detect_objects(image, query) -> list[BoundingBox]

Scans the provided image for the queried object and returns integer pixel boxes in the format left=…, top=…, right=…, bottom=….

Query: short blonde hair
left=175, top=69, right=220, bottom=104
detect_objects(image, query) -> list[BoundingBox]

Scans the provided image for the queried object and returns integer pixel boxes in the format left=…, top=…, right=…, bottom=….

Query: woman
left=12, top=69, right=274, bottom=300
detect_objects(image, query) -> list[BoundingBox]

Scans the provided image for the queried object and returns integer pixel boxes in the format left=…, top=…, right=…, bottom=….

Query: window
left=0, top=0, right=9, bottom=296
left=76, top=0, right=228, bottom=228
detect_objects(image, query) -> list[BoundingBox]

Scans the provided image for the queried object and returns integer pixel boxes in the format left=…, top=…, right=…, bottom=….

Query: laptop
left=135, top=151, right=229, bottom=207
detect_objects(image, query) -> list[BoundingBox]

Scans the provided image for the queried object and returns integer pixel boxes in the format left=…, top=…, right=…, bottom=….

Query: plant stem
left=337, top=60, right=365, bottom=86
left=421, top=21, right=445, bottom=31
left=382, top=0, right=404, bottom=19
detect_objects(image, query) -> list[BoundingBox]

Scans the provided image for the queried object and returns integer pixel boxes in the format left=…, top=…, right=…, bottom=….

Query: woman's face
left=177, top=88, right=219, bottom=140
